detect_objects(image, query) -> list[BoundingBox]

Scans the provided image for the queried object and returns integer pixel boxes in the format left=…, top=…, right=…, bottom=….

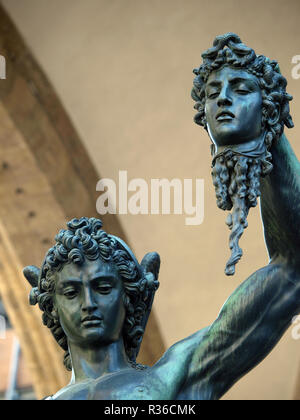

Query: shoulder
left=164, top=327, right=210, bottom=360
left=149, top=327, right=210, bottom=395
left=163, top=327, right=210, bottom=366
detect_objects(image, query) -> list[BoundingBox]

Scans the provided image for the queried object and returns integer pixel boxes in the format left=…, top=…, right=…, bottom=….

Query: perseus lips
left=81, top=315, right=103, bottom=327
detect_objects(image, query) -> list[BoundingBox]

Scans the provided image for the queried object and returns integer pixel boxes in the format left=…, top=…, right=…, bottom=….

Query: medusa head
left=192, top=33, right=293, bottom=275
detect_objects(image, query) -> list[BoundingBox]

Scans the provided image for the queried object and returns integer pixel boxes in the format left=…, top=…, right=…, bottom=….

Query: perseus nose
left=82, top=287, right=97, bottom=312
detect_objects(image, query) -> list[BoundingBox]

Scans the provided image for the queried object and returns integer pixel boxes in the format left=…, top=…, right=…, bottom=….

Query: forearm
left=184, top=135, right=300, bottom=399
left=260, top=134, right=300, bottom=264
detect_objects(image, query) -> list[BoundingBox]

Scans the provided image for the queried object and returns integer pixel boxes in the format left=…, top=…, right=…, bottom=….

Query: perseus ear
left=140, top=252, right=161, bottom=284
left=139, top=252, right=160, bottom=325
left=267, top=103, right=280, bottom=126
left=131, top=252, right=160, bottom=361
left=23, top=265, right=40, bottom=288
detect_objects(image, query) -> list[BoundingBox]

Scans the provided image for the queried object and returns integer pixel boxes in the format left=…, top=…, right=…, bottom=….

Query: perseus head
left=24, top=217, right=160, bottom=371
left=191, top=33, right=293, bottom=275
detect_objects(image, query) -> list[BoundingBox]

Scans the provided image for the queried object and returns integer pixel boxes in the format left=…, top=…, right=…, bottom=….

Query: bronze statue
left=24, top=33, right=300, bottom=400
left=192, top=33, right=294, bottom=275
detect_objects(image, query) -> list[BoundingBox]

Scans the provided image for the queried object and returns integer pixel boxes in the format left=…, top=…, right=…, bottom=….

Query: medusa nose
left=217, top=85, right=233, bottom=107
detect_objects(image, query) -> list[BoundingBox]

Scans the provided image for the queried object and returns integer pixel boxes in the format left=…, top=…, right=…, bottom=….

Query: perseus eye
left=63, top=288, right=78, bottom=299
left=95, top=284, right=113, bottom=294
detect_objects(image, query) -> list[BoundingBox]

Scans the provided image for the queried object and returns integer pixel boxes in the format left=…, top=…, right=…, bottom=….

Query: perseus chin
left=191, top=32, right=294, bottom=276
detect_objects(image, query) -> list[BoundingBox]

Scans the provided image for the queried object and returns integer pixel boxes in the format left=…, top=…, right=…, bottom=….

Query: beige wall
left=2, top=0, right=300, bottom=399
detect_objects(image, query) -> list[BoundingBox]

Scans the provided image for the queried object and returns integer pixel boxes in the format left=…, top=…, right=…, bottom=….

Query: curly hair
left=191, top=33, right=294, bottom=275
left=192, top=32, right=293, bottom=145
left=29, top=217, right=159, bottom=371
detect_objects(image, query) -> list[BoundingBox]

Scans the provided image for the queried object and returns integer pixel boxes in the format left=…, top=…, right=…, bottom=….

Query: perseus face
left=205, top=66, right=263, bottom=146
left=54, top=258, right=126, bottom=348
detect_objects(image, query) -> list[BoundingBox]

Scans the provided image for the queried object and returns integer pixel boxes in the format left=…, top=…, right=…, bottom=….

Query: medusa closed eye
left=208, top=93, right=219, bottom=100
left=206, top=88, right=220, bottom=100
left=236, top=89, right=251, bottom=95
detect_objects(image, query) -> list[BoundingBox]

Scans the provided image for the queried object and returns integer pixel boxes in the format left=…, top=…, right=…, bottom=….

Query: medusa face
left=54, top=258, right=126, bottom=348
left=204, top=66, right=263, bottom=147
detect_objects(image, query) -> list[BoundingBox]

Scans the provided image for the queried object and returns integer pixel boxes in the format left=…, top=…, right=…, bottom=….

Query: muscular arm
left=182, top=134, right=300, bottom=399
left=260, top=134, right=300, bottom=264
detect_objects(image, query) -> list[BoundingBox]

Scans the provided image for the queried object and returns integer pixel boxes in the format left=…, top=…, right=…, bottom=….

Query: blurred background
left=0, top=0, right=299, bottom=400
